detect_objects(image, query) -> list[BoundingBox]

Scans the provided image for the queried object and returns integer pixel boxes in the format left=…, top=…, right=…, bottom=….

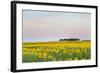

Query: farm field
left=22, top=41, right=91, bottom=63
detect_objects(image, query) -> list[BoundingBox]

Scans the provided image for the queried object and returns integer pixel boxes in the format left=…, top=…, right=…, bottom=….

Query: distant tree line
left=59, top=38, right=80, bottom=41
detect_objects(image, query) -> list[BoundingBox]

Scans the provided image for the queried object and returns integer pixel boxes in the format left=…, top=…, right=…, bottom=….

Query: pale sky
left=23, top=10, right=91, bottom=42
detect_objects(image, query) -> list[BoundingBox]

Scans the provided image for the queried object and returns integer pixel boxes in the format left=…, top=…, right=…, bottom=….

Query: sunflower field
left=22, top=41, right=91, bottom=63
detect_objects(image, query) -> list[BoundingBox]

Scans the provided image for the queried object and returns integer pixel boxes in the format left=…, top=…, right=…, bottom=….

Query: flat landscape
left=22, top=41, right=91, bottom=63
